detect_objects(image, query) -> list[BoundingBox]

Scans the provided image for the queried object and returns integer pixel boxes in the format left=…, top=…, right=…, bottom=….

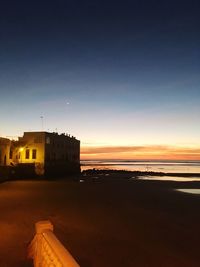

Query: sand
left=0, top=172, right=200, bottom=267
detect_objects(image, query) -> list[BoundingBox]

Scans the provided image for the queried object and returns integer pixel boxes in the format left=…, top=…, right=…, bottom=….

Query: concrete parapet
left=28, top=220, right=80, bottom=267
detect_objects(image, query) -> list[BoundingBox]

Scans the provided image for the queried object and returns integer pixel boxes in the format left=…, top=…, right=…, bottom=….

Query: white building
left=0, top=132, right=80, bottom=176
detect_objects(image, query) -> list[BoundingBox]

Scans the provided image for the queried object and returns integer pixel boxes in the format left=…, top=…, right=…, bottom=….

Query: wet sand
left=0, top=172, right=200, bottom=266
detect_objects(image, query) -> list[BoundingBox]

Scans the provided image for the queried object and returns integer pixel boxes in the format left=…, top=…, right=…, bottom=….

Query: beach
left=0, top=172, right=200, bottom=266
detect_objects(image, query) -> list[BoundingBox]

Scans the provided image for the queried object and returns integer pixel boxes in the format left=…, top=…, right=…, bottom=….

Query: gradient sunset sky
left=0, top=0, right=200, bottom=160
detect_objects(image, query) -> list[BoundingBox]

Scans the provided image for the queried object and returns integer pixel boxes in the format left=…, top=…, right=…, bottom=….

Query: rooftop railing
left=28, top=220, right=80, bottom=267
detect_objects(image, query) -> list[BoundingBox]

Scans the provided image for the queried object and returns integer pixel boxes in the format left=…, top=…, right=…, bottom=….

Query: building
left=0, top=137, right=11, bottom=166
left=0, top=132, right=80, bottom=176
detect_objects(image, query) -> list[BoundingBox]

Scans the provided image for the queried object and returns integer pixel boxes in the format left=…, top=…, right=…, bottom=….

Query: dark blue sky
left=0, top=0, right=200, bottom=155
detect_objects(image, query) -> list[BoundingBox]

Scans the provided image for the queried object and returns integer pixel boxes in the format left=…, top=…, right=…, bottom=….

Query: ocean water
left=176, top=189, right=200, bottom=194
left=136, top=176, right=200, bottom=182
left=81, top=160, right=200, bottom=174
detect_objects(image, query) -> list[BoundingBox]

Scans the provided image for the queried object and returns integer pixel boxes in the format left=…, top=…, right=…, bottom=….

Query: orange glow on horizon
left=80, top=145, right=200, bottom=161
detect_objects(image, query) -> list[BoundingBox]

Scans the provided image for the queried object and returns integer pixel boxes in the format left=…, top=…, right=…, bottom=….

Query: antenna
left=40, top=116, right=44, bottom=131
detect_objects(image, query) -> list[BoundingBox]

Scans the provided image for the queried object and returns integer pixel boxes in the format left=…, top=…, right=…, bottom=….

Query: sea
left=81, top=159, right=200, bottom=174
left=81, top=160, right=200, bottom=193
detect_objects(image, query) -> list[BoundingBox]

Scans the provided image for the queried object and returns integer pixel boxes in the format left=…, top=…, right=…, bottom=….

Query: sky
left=0, top=0, right=200, bottom=160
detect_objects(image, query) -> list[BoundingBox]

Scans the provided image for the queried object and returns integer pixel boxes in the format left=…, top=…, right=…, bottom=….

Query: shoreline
left=82, top=168, right=200, bottom=177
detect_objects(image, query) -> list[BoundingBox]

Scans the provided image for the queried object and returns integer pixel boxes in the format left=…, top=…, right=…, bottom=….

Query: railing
left=28, top=220, right=80, bottom=267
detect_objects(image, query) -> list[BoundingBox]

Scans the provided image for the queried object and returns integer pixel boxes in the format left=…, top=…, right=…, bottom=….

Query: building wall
left=17, top=132, right=45, bottom=163
left=44, top=132, right=80, bottom=175
left=45, top=133, right=80, bottom=164
left=14, top=132, right=46, bottom=175
left=0, top=138, right=11, bottom=166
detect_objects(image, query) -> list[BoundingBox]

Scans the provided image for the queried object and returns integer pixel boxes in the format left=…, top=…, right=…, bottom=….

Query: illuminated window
left=26, top=149, right=30, bottom=159
left=32, top=149, right=37, bottom=159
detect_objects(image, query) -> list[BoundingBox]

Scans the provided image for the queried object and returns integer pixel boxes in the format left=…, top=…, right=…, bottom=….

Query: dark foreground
left=0, top=172, right=200, bottom=267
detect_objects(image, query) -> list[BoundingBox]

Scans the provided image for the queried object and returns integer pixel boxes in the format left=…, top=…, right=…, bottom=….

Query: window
left=25, top=149, right=30, bottom=159
left=32, top=149, right=37, bottom=159
left=9, top=150, right=13, bottom=159
left=46, top=137, right=50, bottom=144
left=34, top=136, right=42, bottom=143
